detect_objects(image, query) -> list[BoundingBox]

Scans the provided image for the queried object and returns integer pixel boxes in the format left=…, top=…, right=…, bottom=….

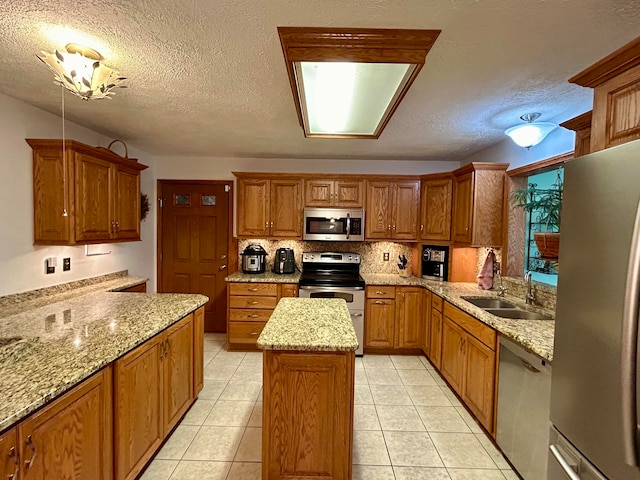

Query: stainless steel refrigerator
left=549, top=139, right=640, bottom=479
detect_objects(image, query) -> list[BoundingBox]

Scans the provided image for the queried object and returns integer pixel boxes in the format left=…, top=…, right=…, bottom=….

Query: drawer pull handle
left=248, top=288, right=258, bottom=292
left=375, top=300, right=384, bottom=305
left=249, top=314, right=259, bottom=318
left=249, top=301, right=259, bottom=305
left=24, top=435, right=36, bottom=469
left=375, top=291, right=384, bottom=295
left=250, top=332, right=259, bottom=336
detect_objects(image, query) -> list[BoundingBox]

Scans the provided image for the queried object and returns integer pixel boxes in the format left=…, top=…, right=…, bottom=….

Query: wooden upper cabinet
left=235, top=174, right=302, bottom=238
left=451, top=163, right=508, bottom=247
left=27, top=139, right=147, bottom=245
left=305, top=178, right=364, bottom=207
left=365, top=179, right=419, bottom=241
left=568, top=36, right=640, bottom=152
left=560, top=111, right=592, bottom=158
left=270, top=179, right=302, bottom=237
left=420, top=173, right=453, bottom=242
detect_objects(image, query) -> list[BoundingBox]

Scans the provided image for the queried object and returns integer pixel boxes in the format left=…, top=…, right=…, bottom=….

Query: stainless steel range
left=298, top=252, right=365, bottom=356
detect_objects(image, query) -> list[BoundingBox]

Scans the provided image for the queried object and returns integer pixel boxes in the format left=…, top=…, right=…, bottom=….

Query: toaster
left=273, top=248, right=295, bottom=274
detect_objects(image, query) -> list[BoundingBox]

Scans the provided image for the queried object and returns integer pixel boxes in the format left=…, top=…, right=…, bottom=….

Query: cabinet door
left=0, top=428, right=18, bottom=480
left=280, top=283, right=299, bottom=298
left=193, top=307, right=205, bottom=397
left=164, top=315, right=194, bottom=434
left=462, top=335, right=497, bottom=433
left=115, top=336, right=164, bottom=480
left=452, top=172, right=473, bottom=244
left=75, top=153, right=114, bottom=242
left=305, top=179, right=334, bottom=206
left=422, top=290, right=432, bottom=354
left=395, top=287, right=423, bottom=348
left=237, top=178, right=270, bottom=236
left=365, top=298, right=395, bottom=348
left=20, top=367, right=112, bottom=480
left=392, top=181, right=420, bottom=240
left=365, top=182, right=392, bottom=239
left=440, top=318, right=465, bottom=394
left=33, top=148, right=72, bottom=244
left=429, top=307, right=443, bottom=369
left=113, top=165, right=141, bottom=240
left=335, top=180, right=364, bottom=207
left=420, top=177, right=452, bottom=241
left=270, top=179, right=302, bottom=238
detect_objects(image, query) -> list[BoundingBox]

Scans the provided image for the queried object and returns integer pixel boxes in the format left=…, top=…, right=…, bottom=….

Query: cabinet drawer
left=229, top=295, right=278, bottom=309
left=444, top=302, right=497, bottom=350
left=228, top=321, right=267, bottom=344
left=432, top=294, right=444, bottom=312
left=367, top=286, right=396, bottom=299
left=229, top=283, right=278, bottom=296
left=229, top=309, right=273, bottom=322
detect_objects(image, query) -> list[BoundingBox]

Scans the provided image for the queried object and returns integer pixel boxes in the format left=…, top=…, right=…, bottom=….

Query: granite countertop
left=257, top=298, right=358, bottom=352
left=363, top=274, right=555, bottom=362
left=0, top=276, right=208, bottom=432
left=225, top=271, right=301, bottom=283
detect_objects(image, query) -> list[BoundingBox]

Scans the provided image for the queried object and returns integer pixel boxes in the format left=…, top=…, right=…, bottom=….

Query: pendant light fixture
left=37, top=43, right=126, bottom=100
left=505, top=113, right=557, bottom=149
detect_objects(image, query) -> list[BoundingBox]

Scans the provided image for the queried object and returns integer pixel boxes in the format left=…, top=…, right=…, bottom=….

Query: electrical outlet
left=63, top=258, right=71, bottom=271
left=383, top=252, right=390, bottom=261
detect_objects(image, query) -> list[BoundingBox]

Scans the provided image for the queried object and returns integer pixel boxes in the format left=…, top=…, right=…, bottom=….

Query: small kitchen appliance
left=303, top=207, right=365, bottom=241
left=241, top=244, right=267, bottom=273
left=421, top=245, right=449, bottom=281
left=273, top=248, right=296, bottom=274
left=298, top=252, right=365, bottom=356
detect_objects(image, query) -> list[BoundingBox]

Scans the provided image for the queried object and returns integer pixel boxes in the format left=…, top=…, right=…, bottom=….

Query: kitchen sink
left=484, top=308, right=553, bottom=321
left=462, top=297, right=516, bottom=309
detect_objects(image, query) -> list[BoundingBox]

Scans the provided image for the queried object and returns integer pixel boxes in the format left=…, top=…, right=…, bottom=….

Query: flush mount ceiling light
left=278, top=27, right=440, bottom=138
left=505, top=113, right=558, bottom=149
left=37, top=43, right=126, bottom=100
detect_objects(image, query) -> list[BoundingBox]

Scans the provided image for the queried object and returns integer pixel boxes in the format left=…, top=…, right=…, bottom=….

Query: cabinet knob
left=219, top=264, right=227, bottom=271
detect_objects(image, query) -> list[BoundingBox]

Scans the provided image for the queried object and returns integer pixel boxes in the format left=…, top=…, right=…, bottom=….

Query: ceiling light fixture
left=37, top=43, right=126, bottom=100
left=505, top=113, right=558, bottom=149
left=278, top=27, right=441, bottom=138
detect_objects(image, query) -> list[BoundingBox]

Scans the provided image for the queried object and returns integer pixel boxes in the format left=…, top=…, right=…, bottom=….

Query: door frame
left=156, top=180, right=235, bottom=292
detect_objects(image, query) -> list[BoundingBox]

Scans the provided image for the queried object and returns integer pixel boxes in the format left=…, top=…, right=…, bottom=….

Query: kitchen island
left=258, top=297, right=358, bottom=480
left=0, top=272, right=208, bottom=480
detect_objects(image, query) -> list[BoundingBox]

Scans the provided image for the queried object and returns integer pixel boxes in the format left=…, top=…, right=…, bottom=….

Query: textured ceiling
left=1, top=0, right=639, bottom=161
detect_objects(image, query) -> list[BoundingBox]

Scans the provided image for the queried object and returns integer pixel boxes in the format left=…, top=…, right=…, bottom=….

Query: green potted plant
left=511, top=173, right=563, bottom=260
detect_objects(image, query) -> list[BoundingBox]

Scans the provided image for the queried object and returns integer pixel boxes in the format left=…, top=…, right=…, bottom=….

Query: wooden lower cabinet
left=193, top=306, right=205, bottom=396
left=0, top=428, right=18, bottom=480
left=421, top=289, right=432, bottom=353
left=364, top=287, right=395, bottom=349
left=441, top=302, right=498, bottom=434
left=263, top=350, right=354, bottom=480
left=115, top=313, right=195, bottom=480
left=227, top=283, right=298, bottom=350
left=395, top=287, right=423, bottom=348
left=18, top=367, right=113, bottom=480
left=428, top=295, right=444, bottom=369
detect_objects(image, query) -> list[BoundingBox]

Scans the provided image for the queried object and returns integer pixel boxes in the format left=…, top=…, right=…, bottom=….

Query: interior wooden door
left=159, top=181, right=231, bottom=332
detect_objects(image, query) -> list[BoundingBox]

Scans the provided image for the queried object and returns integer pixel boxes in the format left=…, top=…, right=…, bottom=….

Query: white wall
left=0, top=92, right=157, bottom=296
left=459, top=123, right=576, bottom=169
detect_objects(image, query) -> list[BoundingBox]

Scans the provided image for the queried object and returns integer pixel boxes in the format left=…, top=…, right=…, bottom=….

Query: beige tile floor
left=141, top=333, right=518, bottom=480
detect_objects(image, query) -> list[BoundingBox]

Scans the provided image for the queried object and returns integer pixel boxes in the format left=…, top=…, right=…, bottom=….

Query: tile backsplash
left=238, top=239, right=413, bottom=274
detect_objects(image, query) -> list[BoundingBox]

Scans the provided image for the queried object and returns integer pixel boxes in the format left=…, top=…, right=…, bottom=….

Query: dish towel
left=477, top=250, right=495, bottom=290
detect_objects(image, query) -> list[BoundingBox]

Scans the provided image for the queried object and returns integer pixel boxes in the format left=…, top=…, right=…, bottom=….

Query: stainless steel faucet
left=524, top=271, right=536, bottom=305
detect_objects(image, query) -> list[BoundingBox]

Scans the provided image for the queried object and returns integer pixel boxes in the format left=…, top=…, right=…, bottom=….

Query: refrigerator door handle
left=622, top=198, right=640, bottom=466
left=550, top=444, right=582, bottom=480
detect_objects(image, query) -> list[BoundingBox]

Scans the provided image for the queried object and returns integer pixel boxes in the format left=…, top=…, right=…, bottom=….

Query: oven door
left=303, top=208, right=364, bottom=241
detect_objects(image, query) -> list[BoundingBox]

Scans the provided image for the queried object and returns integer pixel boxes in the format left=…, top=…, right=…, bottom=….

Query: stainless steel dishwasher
left=497, top=336, right=552, bottom=480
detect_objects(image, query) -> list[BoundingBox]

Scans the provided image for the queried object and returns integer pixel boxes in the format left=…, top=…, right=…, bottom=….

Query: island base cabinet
left=0, top=428, right=18, bottom=480
left=263, top=350, right=355, bottom=480
left=18, top=366, right=113, bottom=480
left=115, top=313, right=194, bottom=480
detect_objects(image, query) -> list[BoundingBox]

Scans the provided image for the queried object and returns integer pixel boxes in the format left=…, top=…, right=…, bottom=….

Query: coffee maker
left=422, top=245, right=449, bottom=281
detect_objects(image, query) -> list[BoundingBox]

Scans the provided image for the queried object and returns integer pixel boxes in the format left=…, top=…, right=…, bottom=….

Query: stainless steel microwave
left=303, top=208, right=365, bottom=241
